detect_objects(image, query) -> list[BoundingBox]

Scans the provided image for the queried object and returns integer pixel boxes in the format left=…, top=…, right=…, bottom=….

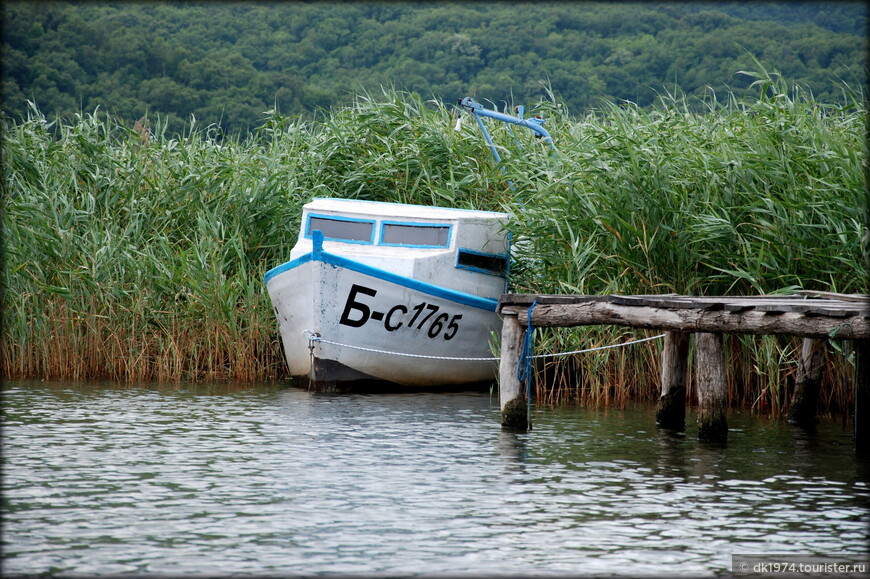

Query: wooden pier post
left=788, top=338, right=826, bottom=427
left=497, top=292, right=867, bottom=441
left=856, top=339, right=869, bottom=456
left=696, top=332, right=728, bottom=442
left=499, top=313, right=529, bottom=430
left=656, top=331, right=689, bottom=431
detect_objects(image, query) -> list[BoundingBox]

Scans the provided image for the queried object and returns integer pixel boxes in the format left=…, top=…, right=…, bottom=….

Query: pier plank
left=499, top=294, right=870, bottom=339
left=794, top=290, right=870, bottom=302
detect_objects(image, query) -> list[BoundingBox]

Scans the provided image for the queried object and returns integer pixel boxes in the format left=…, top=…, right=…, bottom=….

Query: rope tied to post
left=516, top=301, right=538, bottom=427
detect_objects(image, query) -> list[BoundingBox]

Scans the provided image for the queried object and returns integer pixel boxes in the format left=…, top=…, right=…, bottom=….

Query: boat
left=264, top=198, right=510, bottom=389
left=264, top=98, right=553, bottom=390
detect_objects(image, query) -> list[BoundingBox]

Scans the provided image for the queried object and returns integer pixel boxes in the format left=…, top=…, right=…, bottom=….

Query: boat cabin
left=289, top=198, right=511, bottom=298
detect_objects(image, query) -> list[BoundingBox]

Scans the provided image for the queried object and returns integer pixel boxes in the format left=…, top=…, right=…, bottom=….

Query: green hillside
left=2, top=1, right=866, bottom=133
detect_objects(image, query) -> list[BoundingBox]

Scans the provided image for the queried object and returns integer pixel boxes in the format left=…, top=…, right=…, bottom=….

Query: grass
left=2, top=71, right=866, bottom=416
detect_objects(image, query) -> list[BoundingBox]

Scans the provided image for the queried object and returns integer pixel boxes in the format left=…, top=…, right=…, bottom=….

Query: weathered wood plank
left=499, top=302, right=870, bottom=340
left=655, top=331, right=689, bottom=431
left=608, top=295, right=698, bottom=309
left=794, top=290, right=870, bottom=303
left=696, top=332, right=728, bottom=442
left=500, top=293, right=869, bottom=318
left=612, top=295, right=863, bottom=316
left=788, top=338, right=826, bottom=427
left=498, top=294, right=607, bottom=307
left=755, top=303, right=855, bottom=315
left=498, top=313, right=528, bottom=430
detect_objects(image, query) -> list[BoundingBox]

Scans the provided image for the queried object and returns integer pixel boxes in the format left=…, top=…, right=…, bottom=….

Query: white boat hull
left=266, top=244, right=502, bottom=389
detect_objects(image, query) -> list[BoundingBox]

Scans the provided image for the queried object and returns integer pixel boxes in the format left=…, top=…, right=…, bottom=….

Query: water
left=2, top=380, right=868, bottom=577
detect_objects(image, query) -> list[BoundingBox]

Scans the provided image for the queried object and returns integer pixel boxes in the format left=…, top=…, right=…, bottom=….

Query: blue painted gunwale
left=264, top=236, right=499, bottom=312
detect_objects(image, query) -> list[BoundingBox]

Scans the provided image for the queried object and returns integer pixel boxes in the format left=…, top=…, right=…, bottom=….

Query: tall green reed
left=2, top=80, right=865, bottom=417
left=504, top=68, right=866, bottom=414
left=1, top=89, right=505, bottom=382
left=3, top=104, right=303, bottom=381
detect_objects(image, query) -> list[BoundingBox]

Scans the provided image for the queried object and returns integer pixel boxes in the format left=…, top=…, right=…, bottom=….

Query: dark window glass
left=457, top=250, right=507, bottom=276
left=382, top=224, right=450, bottom=247
left=307, top=216, right=373, bottom=242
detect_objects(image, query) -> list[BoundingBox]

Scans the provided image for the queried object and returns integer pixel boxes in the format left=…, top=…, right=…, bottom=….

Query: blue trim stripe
left=264, top=253, right=312, bottom=283
left=264, top=250, right=498, bottom=311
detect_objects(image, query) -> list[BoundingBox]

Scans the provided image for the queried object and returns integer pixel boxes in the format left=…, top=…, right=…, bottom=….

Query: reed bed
left=505, top=69, right=867, bottom=415
left=3, top=72, right=866, bottom=417
left=1, top=93, right=505, bottom=383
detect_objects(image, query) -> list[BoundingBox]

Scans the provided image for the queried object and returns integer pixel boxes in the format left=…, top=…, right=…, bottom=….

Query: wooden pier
left=496, top=291, right=870, bottom=452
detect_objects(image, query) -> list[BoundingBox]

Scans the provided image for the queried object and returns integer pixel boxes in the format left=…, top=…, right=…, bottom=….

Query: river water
left=2, top=380, right=868, bottom=577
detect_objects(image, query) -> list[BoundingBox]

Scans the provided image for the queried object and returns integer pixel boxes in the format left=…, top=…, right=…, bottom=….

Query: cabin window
left=306, top=215, right=374, bottom=243
left=457, top=249, right=508, bottom=277
left=381, top=223, right=451, bottom=247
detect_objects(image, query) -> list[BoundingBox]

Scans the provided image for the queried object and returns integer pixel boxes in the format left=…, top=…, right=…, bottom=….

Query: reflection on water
left=2, top=380, right=868, bottom=576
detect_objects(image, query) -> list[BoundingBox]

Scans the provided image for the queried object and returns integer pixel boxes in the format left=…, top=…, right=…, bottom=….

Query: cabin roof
left=305, top=197, right=508, bottom=222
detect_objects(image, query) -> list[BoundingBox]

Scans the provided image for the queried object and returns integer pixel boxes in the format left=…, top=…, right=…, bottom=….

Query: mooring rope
left=515, top=300, right=538, bottom=427
left=533, top=333, right=666, bottom=357
left=302, top=329, right=665, bottom=362
left=515, top=300, right=537, bottom=382
left=302, top=330, right=498, bottom=361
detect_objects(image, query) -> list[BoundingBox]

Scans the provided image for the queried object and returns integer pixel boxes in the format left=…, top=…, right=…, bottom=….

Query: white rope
left=303, top=330, right=664, bottom=362
left=534, top=333, right=666, bottom=358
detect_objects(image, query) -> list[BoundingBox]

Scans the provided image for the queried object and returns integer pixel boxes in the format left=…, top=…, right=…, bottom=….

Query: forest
left=2, top=1, right=867, bottom=134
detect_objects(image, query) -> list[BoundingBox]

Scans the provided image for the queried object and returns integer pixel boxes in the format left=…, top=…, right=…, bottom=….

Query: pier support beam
left=788, top=338, right=826, bottom=427
left=499, top=313, right=528, bottom=430
left=656, top=331, right=689, bottom=431
left=856, top=339, right=869, bottom=456
left=696, top=332, right=728, bottom=443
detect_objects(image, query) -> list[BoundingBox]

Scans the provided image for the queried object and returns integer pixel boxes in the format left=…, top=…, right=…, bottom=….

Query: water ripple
left=2, top=381, right=868, bottom=576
